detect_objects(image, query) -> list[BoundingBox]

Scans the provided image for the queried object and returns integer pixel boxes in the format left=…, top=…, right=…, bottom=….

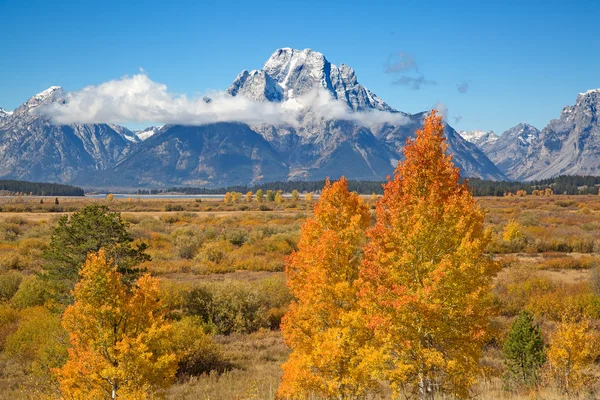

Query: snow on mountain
left=0, top=87, right=138, bottom=183
left=0, top=49, right=508, bottom=186
left=228, top=48, right=394, bottom=112
left=223, top=48, right=506, bottom=182
left=506, top=90, right=600, bottom=180
left=135, top=126, right=163, bottom=141
left=473, top=123, right=540, bottom=175
left=458, top=130, right=498, bottom=146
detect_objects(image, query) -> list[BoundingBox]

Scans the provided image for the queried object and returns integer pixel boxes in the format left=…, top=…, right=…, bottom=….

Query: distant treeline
left=135, top=175, right=600, bottom=196
left=136, top=180, right=387, bottom=195
left=0, top=180, right=85, bottom=196
left=468, top=175, right=600, bottom=196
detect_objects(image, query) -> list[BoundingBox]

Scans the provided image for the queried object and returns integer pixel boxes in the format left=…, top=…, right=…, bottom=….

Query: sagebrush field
left=0, top=191, right=599, bottom=398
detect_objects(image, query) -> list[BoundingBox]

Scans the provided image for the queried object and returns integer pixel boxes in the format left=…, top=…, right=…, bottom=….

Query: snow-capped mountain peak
left=135, top=126, right=163, bottom=141
left=228, top=47, right=394, bottom=112
left=578, top=88, right=600, bottom=97
left=510, top=123, right=539, bottom=145
left=15, top=86, right=64, bottom=115
left=459, top=130, right=495, bottom=143
left=0, top=108, right=13, bottom=119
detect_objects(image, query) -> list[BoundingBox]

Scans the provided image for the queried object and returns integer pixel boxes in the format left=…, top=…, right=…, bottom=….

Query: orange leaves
left=54, top=249, right=178, bottom=399
left=279, top=177, right=375, bottom=399
left=280, top=112, right=498, bottom=399
left=356, top=111, right=499, bottom=398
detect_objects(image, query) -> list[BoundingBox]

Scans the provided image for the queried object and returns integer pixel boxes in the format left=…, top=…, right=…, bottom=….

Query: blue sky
left=1, top=0, right=599, bottom=134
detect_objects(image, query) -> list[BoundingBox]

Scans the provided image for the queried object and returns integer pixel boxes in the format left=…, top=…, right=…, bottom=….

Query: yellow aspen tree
left=357, top=111, right=499, bottom=399
left=278, top=177, right=376, bottom=399
left=231, top=191, right=242, bottom=203
left=54, top=250, right=178, bottom=399
left=305, top=192, right=313, bottom=202
left=256, top=189, right=265, bottom=202
left=547, top=316, right=599, bottom=394
left=291, top=189, right=300, bottom=201
left=275, top=190, right=284, bottom=204
left=245, top=191, right=253, bottom=203
left=503, top=219, right=523, bottom=242
left=223, top=192, right=233, bottom=204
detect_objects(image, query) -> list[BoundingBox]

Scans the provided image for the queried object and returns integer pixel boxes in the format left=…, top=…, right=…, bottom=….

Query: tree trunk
left=112, top=378, right=118, bottom=400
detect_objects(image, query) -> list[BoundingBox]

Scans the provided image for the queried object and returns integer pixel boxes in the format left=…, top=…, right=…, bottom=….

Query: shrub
left=222, top=228, right=248, bottom=247
left=184, top=280, right=274, bottom=335
left=4, top=306, right=68, bottom=377
left=0, top=271, right=23, bottom=301
left=197, top=241, right=234, bottom=265
left=171, top=316, right=228, bottom=378
left=11, top=276, right=48, bottom=308
left=171, top=226, right=205, bottom=260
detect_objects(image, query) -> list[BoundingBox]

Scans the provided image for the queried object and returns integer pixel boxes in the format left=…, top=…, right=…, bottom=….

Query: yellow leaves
left=547, top=317, right=600, bottom=393
left=279, top=177, right=375, bottom=399
left=54, top=249, right=178, bottom=399
left=503, top=219, right=523, bottom=242
left=356, top=111, right=499, bottom=398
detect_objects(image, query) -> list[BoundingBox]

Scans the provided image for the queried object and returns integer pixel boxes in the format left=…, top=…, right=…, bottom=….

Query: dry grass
left=2, top=194, right=600, bottom=398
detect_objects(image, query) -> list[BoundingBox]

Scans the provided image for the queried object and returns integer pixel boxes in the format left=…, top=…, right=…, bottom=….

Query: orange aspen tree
left=278, top=177, right=376, bottom=399
left=54, top=250, right=178, bottom=399
left=357, top=111, right=499, bottom=399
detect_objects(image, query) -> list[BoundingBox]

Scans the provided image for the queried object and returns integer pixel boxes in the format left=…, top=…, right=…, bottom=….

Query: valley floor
left=1, top=194, right=600, bottom=398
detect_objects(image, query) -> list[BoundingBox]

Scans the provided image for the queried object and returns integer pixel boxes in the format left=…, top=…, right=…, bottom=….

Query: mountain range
left=459, top=88, right=600, bottom=181
left=0, top=48, right=598, bottom=187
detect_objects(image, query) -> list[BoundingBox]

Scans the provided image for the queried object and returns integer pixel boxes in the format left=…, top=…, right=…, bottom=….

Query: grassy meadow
left=0, top=193, right=599, bottom=399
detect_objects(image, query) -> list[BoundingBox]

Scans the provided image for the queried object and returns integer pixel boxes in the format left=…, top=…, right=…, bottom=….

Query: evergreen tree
left=503, top=311, right=545, bottom=389
left=40, top=205, right=150, bottom=304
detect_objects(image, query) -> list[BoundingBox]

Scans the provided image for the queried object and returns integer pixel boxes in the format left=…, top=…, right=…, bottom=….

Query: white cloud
left=41, top=74, right=408, bottom=128
left=432, top=102, right=449, bottom=120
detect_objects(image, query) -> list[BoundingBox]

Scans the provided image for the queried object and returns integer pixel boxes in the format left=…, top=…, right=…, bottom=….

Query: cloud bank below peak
left=41, top=74, right=409, bottom=128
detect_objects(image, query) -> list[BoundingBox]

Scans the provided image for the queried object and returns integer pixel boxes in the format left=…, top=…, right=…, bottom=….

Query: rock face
left=497, top=90, right=600, bottom=181
left=221, top=48, right=505, bottom=183
left=0, top=87, right=136, bottom=183
left=480, top=123, right=540, bottom=176
left=107, top=123, right=289, bottom=187
left=134, top=126, right=163, bottom=141
left=459, top=130, right=498, bottom=149
left=0, top=48, right=507, bottom=187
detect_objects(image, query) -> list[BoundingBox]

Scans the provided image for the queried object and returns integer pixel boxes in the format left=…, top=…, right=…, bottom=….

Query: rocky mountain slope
left=462, top=90, right=600, bottom=181
left=459, top=130, right=498, bottom=149
left=0, top=48, right=507, bottom=187
left=0, top=87, right=137, bottom=183
left=482, top=124, right=540, bottom=176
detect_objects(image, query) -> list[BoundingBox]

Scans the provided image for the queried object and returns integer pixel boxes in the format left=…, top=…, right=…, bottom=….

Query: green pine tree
left=503, top=310, right=546, bottom=389
left=40, top=205, right=150, bottom=304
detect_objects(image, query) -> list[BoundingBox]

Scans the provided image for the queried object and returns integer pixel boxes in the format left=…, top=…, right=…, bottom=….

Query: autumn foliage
left=54, top=249, right=178, bottom=399
left=279, top=111, right=500, bottom=399
left=355, top=111, right=499, bottom=398
left=278, top=177, right=374, bottom=398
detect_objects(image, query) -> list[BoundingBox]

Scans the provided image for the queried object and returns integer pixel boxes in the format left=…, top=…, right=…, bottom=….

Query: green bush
left=222, top=228, right=248, bottom=247
left=0, top=271, right=23, bottom=301
left=171, top=226, right=205, bottom=260
left=11, top=276, right=48, bottom=308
